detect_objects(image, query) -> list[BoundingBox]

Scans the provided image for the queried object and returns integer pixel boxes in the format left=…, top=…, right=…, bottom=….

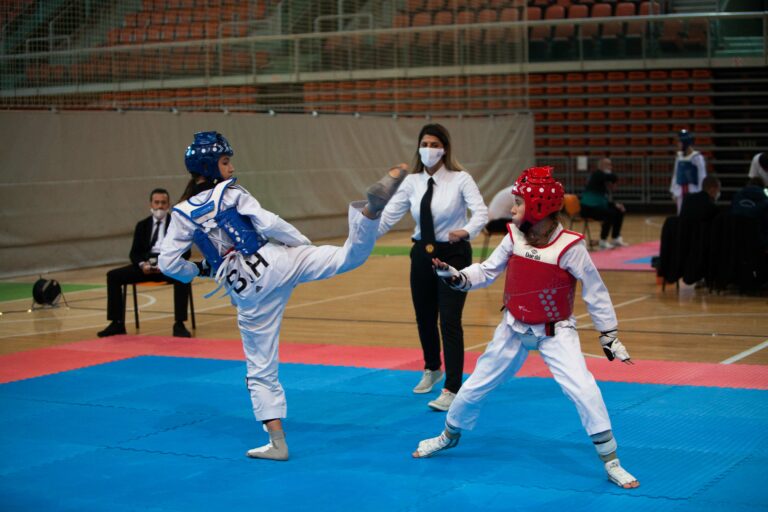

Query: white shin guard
left=591, top=430, right=617, bottom=461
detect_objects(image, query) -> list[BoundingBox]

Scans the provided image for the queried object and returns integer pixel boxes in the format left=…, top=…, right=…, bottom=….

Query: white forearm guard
left=435, top=264, right=471, bottom=292
left=599, top=329, right=631, bottom=362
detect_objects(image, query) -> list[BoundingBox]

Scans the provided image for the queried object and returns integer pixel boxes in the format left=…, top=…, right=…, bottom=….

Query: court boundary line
left=721, top=340, right=768, bottom=364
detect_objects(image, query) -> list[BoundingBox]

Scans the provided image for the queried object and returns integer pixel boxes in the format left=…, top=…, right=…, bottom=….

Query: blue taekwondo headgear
left=678, top=129, right=694, bottom=151
left=184, top=131, right=234, bottom=181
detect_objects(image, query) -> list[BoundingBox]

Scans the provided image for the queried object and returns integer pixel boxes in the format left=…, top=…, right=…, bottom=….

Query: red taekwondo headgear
left=511, top=166, right=565, bottom=227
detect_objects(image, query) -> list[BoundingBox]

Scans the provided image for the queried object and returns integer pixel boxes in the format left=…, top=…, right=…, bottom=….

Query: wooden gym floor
left=1, top=214, right=766, bottom=365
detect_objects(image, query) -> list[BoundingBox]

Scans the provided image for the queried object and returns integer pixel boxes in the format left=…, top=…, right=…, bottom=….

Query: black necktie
left=149, top=220, right=161, bottom=248
left=420, top=177, right=435, bottom=243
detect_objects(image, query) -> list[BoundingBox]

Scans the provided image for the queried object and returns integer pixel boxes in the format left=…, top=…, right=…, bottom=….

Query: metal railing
left=0, top=11, right=765, bottom=112
left=536, top=155, right=745, bottom=205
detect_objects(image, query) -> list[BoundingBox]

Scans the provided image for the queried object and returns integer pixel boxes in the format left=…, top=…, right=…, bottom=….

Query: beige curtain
left=0, top=111, right=534, bottom=278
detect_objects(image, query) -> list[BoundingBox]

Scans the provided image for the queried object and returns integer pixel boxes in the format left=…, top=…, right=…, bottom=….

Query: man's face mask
left=151, top=208, right=168, bottom=221
left=419, top=147, right=445, bottom=169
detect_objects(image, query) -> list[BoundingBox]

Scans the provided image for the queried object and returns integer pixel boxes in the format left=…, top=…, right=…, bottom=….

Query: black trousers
left=580, top=203, right=624, bottom=240
left=106, top=264, right=190, bottom=323
left=409, top=239, right=472, bottom=394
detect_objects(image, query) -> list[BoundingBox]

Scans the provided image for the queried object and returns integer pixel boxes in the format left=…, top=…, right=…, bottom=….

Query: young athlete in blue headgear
left=670, top=129, right=707, bottom=214
left=159, top=131, right=407, bottom=460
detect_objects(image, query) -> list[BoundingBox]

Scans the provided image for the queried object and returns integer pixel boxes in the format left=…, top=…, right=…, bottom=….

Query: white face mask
left=151, top=208, right=168, bottom=221
left=419, top=147, right=445, bottom=169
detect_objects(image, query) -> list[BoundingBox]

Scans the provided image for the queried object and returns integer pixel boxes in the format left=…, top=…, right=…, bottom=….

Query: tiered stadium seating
left=0, top=0, right=34, bottom=26
left=106, top=0, right=268, bottom=46
left=385, top=0, right=674, bottom=60
left=533, top=68, right=714, bottom=157
left=300, top=67, right=715, bottom=158
left=97, top=85, right=260, bottom=110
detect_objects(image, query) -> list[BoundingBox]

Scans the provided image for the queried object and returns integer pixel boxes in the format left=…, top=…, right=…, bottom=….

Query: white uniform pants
left=232, top=203, right=378, bottom=421
left=447, top=316, right=612, bottom=436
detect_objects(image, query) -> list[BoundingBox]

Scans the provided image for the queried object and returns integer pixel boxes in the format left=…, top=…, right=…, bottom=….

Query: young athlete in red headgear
left=411, top=166, right=639, bottom=489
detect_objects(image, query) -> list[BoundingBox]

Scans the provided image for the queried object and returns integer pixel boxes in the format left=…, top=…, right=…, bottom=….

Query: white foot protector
left=605, top=458, right=639, bottom=488
left=412, top=431, right=460, bottom=458
left=246, top=430, right=289, bottom=461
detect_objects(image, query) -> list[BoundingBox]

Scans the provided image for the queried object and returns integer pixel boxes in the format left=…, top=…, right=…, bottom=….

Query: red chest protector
left=503, top=224, right=584, bottom=325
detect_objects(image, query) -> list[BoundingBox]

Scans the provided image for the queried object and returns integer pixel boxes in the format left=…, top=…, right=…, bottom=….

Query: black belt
left=412, top=239, right=468, bottom=255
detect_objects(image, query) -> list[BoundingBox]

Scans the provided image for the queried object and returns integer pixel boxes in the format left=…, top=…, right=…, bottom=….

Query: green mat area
left=0, top=282, right=103, bottom=302
left=372, top=246, right=488, bottom=257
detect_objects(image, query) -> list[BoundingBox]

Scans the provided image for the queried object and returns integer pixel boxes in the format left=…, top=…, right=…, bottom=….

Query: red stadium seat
left=478, top=8, right=502, bottom=45
left=456, top=9, right=480, bottom=45
left=659, top=19, right=684, bottom=52
left=685, top=19, right=709, bottom=51
left=412, top=12, right=434, bottom=47
left=406, top=0, right=424, bottom=11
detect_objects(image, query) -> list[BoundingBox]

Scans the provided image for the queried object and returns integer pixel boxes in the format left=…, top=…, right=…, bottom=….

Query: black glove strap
left=195, top=261, right=210, bottom=277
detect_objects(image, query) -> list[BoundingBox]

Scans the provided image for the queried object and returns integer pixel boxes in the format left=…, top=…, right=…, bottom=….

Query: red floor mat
left=2, top=335, right=767, bottom=390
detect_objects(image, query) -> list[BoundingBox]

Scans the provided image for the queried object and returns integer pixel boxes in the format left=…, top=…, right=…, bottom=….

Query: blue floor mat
left=1, top=356, right=767, bottom=511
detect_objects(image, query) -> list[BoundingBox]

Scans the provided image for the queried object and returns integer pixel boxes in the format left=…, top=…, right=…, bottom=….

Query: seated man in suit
left=731, top=176, right=768, bottom=249
left=677, top=176, right=721, bottom=287
left=98, top=188, right=192, bottom=338
left=679, top=175, right=721, bottom=223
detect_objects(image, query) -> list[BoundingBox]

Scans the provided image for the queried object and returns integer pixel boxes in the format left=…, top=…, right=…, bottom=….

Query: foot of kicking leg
left=363, top=164, right=409, bottom=219
left=412, top=429, right=460, bottom=458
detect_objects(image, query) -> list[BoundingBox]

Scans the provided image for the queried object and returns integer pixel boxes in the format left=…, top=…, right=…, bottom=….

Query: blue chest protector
left=173, top=178, right=267, bottom=274
left=675, top=153, right=700, bottom=186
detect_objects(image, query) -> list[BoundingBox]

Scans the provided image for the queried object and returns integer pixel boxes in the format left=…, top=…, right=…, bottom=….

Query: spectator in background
left=485, top=185, right=515, bottom=232
left=97, top=188, right=192, bottom=338
left=670, top=129, right=707, bottom=214
left=580, top=157, right=628, bottom=250
left=749, top=153, right=768, bottom=185
left=679, top=175, right=721, bottom=223
left=731, top=176, right=768, bottom=249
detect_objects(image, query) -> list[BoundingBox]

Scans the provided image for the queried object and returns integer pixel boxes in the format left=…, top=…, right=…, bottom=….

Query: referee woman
left=378, top=124, right=488, bottom=411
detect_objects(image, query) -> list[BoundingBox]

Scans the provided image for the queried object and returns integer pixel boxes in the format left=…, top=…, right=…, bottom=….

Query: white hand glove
left=434, top=262, right=471, bottom=292
left=599, top=329, right=633, bottom=364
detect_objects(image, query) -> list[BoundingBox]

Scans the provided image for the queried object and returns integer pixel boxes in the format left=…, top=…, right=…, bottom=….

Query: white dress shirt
left=748, top=153, right=768, bottom=184
left=377, top=166, right=488, bottom=241
left=462, top=224, right=618, bottom=336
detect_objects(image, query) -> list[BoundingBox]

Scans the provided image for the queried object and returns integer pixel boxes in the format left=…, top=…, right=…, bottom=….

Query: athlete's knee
left=246, top=374, right=281, bottom=392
